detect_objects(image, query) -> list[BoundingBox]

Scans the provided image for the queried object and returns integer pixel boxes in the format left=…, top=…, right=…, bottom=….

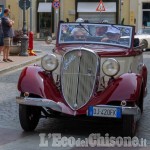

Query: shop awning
left=38, top=2, right=52, bottom=12
left=77, top=2, right=116, bottom=12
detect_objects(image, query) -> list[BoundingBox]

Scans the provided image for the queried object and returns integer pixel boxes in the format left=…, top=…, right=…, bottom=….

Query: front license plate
left=87, top=106, right=122, bottom=118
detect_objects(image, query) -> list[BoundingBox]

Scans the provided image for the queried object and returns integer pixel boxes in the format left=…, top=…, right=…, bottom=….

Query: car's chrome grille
left=61, top=48, right=99, bottom=110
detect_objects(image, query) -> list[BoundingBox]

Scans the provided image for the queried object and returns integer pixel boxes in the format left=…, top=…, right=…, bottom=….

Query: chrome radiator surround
left=61, top=48, right=100, bottom=110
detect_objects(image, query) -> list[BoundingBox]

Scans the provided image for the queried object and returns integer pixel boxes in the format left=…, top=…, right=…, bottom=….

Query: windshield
left=137, top=28, right=150, bottom=35
left=58, top=23, right=133, bottom=48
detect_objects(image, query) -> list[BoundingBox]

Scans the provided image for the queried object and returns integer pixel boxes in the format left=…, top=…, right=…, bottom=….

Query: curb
left=1, top=52, right=149, bottom=75
left=0, top=55, right=44, bottom=75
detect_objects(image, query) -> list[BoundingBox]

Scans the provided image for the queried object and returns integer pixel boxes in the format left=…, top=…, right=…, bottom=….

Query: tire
left=19, top=104, right=41, bottom=131
left=122, top=115, right=136, bottom=137
left=139, top=99, right=143, bottom=114
left=141, top=39, right=148, bottom=50
left=138, top=91, right=144, bottom=113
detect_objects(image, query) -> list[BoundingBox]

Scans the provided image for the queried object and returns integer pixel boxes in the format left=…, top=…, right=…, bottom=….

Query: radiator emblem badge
left=64, top=55, right=76, bottom=70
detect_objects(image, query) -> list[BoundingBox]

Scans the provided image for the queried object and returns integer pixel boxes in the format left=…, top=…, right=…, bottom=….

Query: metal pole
left=23, top=0, right=27, bottom=34
left=30, top=0, right=32, bottom=31
left=54, top=8, right=59, bottom=38
left=120, top=0, right=122, bottom=24
left=19, top=0, right=28, bottom=56
left=100, top=11, right=102, bottom=23
left=54, top=9, right=57, bottom=36
left=60, top=0, right=63, bottom=21
left=28, top=0, right=34, bottom=52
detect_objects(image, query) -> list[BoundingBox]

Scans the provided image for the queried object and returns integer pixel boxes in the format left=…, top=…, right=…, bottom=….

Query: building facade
left=121, top=0, right=150, bottom=32
left=60, top=0, right=120, bottom=24
left=1, top=0, right=120, bottom=38
left=1, top=0, right=150, bottom=37
left=135, top=0, right=150, bottom=31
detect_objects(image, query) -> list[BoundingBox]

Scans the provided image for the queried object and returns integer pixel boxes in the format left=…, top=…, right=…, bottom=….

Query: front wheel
left=19, top=104, right=41, bottom=131
left=122, top=115, right=136, bottom=137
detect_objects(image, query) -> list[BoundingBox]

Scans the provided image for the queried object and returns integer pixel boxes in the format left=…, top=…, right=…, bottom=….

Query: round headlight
left=41, top=54, right=58, bottom=71
left=102, top=58, right=120, bottom=77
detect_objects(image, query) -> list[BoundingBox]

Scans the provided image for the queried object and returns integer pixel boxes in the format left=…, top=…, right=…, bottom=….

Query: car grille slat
left=61, top=49, right=99, bottom=110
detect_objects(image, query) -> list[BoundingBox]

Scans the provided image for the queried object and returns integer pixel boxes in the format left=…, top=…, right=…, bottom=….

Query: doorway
left=39, top=12, right=52, bottom=38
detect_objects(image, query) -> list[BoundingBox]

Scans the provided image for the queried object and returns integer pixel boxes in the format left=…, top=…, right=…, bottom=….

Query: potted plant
left=13, top=30, right=23, bottom=45
left=10, top=30, right=23, bottom=55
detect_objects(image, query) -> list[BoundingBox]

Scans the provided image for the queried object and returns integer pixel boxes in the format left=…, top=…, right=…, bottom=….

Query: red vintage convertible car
left=16, top=23, right=147, bottom=137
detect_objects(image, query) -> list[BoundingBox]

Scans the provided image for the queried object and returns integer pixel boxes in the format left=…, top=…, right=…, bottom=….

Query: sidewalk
left=0, top=41, right=55, bottom=74
left=0, top=40, right=150, bottom=75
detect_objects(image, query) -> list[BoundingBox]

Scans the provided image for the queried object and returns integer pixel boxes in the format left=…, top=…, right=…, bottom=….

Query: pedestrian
left=1, top=8, right=14, bottom=62
left=0, top=18, right=4, bottom=60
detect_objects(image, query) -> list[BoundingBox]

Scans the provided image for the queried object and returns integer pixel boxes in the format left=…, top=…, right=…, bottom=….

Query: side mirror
left=45, top=36, right=52, bottom=44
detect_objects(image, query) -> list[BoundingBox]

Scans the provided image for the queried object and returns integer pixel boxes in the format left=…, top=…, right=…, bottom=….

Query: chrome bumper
left=122, top=106, right=140, bottom=115
left=16, top=97, right=141, bottom=120
left=122, top=105, right=141, bottom=120
left=16, top=97, right=62, bottom=112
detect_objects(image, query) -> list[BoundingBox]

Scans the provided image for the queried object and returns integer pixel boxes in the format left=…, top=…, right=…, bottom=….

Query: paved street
left=0, top=41, right=55, bottom=74
left=0, top=52, right=150, bottom=149
left=1, top=0, right=150, bottom=149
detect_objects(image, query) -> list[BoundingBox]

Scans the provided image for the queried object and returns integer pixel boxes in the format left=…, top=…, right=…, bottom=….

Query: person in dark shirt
left=0, top=18, right=4, bottom=60
left=1, top=8, right=14, bottom=62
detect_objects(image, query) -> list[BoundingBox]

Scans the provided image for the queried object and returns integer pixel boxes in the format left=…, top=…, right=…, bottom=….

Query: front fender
left=107, top=73, right=143, bottom=102
left=86, top=73, right=143, bottom=108
left=18, top=66, right=63, bottom=102
left=141, top=64, right=147, bottom=91
left=77, top=73, right=144, bottom=114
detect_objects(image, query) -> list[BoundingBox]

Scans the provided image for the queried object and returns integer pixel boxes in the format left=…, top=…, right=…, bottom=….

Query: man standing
left=1, top=8, right=14, bottom=62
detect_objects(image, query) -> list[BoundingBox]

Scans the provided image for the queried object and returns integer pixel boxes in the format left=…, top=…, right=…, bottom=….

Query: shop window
left=39, top=13, right=52, bottom=38
left=143, top=3, right=150, bottom=9
left=143, top=3, right=150, bottom=27
left=37, top=0, right=53, bottom=38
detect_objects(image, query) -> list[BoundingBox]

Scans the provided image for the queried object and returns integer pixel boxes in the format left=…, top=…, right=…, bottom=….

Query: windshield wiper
left=111, top=25, right=121, bottom=31
left=78, top=23, right=92, bottom=36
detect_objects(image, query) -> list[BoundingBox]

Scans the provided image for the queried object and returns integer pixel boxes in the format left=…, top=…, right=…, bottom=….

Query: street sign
left=19, top=0, right=30, bottom=10
left=96, top=0, right=105, bottom=12
left=52, top=0, right=60, bottom=9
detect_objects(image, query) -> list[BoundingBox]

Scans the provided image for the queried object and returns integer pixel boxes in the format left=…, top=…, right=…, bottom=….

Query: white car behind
left=135, top=28, right=150, bottom=49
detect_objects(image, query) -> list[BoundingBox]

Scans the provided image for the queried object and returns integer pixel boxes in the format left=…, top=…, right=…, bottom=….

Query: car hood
left=56, top=44, right=130, bottom=56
